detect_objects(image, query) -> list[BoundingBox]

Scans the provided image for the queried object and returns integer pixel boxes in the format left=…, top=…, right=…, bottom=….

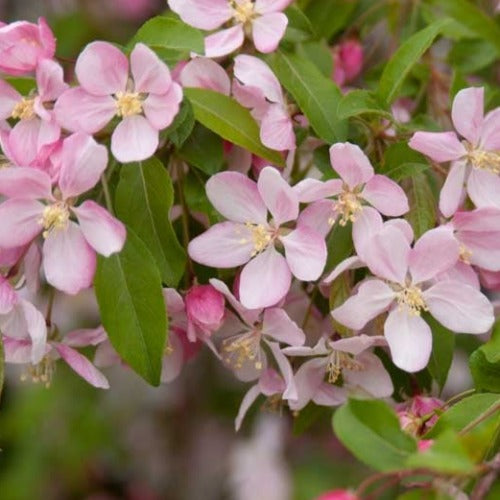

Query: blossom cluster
left=0, top=1, right=499, bottom=440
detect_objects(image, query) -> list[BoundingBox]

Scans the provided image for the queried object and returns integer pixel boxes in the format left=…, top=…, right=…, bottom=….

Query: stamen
left=333, top=190, right=363, bottom=226
left=231, top=0, right=255, bottom=24
left=459, top=244, right=472, bottom=264
left=396, top=285, right=428, bottom=316
left=326, top=350, right=363, bottom=384
left=464, top=141, right=500, bottom=175
left=115, top=91, right=143, bottom=117
left=21, top=356, right=55, bottom=388
left=222, top=329, right=262, bottom=370
left=244, top=222, right=272, bottom=257
left=11, top=97, right=36, bottom=120
left=39, top=203, right=70, bottom=238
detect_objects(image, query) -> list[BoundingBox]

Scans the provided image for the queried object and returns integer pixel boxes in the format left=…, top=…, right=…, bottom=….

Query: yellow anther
left=115, top=91, right=143, bottom=117
left=11, top=97, right=36, bottom=120
left=40, top=203, right=70, bottom=238
left=459, top=244, right=473, bottom=264
left=21, top=356, right=55, bottom=388
left=222, top=329, right=262, bottom=370
left=326, top=350, right=363, bottom=384
left=464, top=141, right=500, bottom=175
left=231, top=0, right=255, bottom=24
left=245, top=222, right=272, bottom=256
left=396, top=285, right=428, bottom=316
left=333, top=190, right=363, bottom=226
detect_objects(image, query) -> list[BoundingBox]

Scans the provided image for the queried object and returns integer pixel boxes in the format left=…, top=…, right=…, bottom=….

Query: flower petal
left=260, top=104, right=295, bottom=151
left=409, top=131, right=466, bottom=163
left=204, top=25, right=244, bottom=58
left=180, top=58, right=230, bottom=95
left=43, top=222, right=96, bottom=295
left=251, top=12, right=288, bottom=53
left=0, top=198, right=43, bottom=248
left=262, top=307, right=305, bottom=346
left=161, top=330, right=184, bottom=383
left=293, top=178, right=342, bottom=203
left=235, top=383, right=261, bottom=431
left=424, top=281, right=494, bottom=334
left=239, top=246, right=291, bottom=309
left=344, top=351, right=393, bottom=398
left=329, top=142, right=374, bottom=188
left=480, top=108, right=500, bottom=150
left=168, top=0, right=232, bottom=30
left=384, top=308, right=432, bottom=373
left=0, top=166, right=52, bottom=199
left=467, top=169, right=500, bottom=210
left=288, top=357, right=326, bottom=411
left=451, top=87, right=484, bottom=145
left=266, top=340, right=297, bottom=400
left=130, top=42, right=172, bottom=94
left=36, top=58, right=68, bottom=101
left=296, top=200, right=334, bottom=238
left=351, top=206, right=383, bottom=260
left=255, top=0, right=294, bottom=14
left=439, top=160, right=468, bottom=217
left=18, top=299, right=47, bottom=364
left=143, top=82, right=183, bottom=130
left=362, top=174, right=409, bottom=216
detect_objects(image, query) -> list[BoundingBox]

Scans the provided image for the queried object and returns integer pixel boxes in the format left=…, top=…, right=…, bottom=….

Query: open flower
left=169, top=0, right=292, bottom=57
left=0, top=18, right=56, bottom=75
left=0, top=133, right=126, bottom=294
left=332, top=225, right=494, bottom=372
left=54, top=42, right=182, bottom=162
left=0, top=58, right=68, bottom=166
left=283, top=334, right=392, bottom=411
left=233, top=54, right=295, bottom=151
left=295, top=142, right=408, bottom=237
left=409, top=87, right=500, bottom=216
left=188, top=167, right=327, bottom=309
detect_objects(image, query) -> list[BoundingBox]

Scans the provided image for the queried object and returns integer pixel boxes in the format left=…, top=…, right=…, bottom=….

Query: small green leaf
left=283, top=4, right=315, bottom=43
left=115, top=158, right=186, bottom=287
left=384, top=162, right=430, bottom=182
left=337, top=90, right=392, bottom=120
left=333, top=399, right=417, bottom=471
left=162, top=100, right=195, bottom=148
left=178, top=124, right=224, bottom=175
left=449, top=39, right=497, bottom=73
left=378, top=21, right=448, bottom=104
left=184, top=88, right=284, bottom=166
left=296, top=41, right=333, bottom=77
left=268, top=50, right=348, bottom=143
left=405, top=171, right=436, bottom=239
left=305, top=0, right=358, bottom=39
left=95, top=228, right=167, bottom=386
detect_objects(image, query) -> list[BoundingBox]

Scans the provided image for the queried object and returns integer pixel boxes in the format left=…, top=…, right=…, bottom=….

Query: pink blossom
left=169, top=0, right=292, bottom=57
left=332, top=39, right=363, bottom=87
left=295, top=142, right=409, bottom=237
left=0, top=18, right=56, bottom=75
left=54, top=42, right=182, bottom=163
left=0, top=134, right=126, bottom=294
left=3, top=325, right=109, bottom=388
left=409, top=87, right=500, bottom=216
left=210, top=277, right=305, bottom=400
left=315, top=490, right=358, bottom=500
left=331, top=224, right=494, bottom=372
left=233, top=55, right=296, bottom=151
left=188, top=168, right=327, bottom=309
left=0, top=58, right=68, bottom=166
left=417, top=439, right=434, bottom=452
left=397, top=395, right=443, bottom=435
left=283, top=335, right=393, bottom=411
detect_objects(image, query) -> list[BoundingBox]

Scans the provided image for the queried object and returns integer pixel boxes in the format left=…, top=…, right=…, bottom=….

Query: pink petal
left=312, top=383, right=347, bottom=407
left=293, top=178, right=343, bottom=203
left=257, top=167, right=298, bottom=225
left=36, top=58, right=68, bottom=101
left=75, top=41, right=128, bottom=96
left=0, top=79, right=21, bottom=119
left=351, top=206, right=383, bottom=260
left=329, top=142, right=374, bottom=189
left=2, top=338, right=34, bottom=364
left=323, top=255, right=364, bottom=284
left=188, top=222, right=254, bottom=268
left=385, top=218, right=414, bottom=244
left=18, top=299, right=47, bottom=364
left=54, top=88, right=116, bottom=134
left=384, top=308, right=432, bottom=373
left=288, top=357, right=326, bottom=411
left=467, top=169, right=500, bottom=210
left=64, top=326, right=107, bottom=347
left=235, top=384, right=260, bottom=431
left=58, top=133, right=108, bottom=198
left=111, top=115, right=159, bottom=163
left=239, top=246, right=291, bottom=309
left=331, top=279, right=395, bottom=330
left=266, top=340, right=297, bottom=400
left=409, top=227, right=460, bottom=284
left=409, top=131, right=466, bottom=163
left=130, top=43, right=172, bottom=94
left=480, top=108, right=500, bottom=150
left=168, top=0, right=232, bottom=30
left=439, top=161, right=468, bottom=217
left=260, top=104, right=295, bottom=151
left=424, top=281, right=494, bottom=334
left=251, top=12, right=288, bottom=53
left=296, top=200, right=334, bottom=237
left=451, top=87, right=484, bottom=145
left=206, top=171, right=267, bottom=224
left=161, top=330, right=184, bottom=383
left=0, top=166, right=52, bottom=199
left=232, top=79, right=269, bottom=118
left=436, top=261, right=480, bottom=290
left=280, top=225, right=327, bottom=281
left=142, top=82, right=183, bottom=130
left=234, top=54, right=283, bottom=103
left=362, top=174, right=409, bottom=216
left=73, top=200, right=126, bottom=256
left=180, top=58, right=230, bottom=95
left=55, top=343, right=110, bottom=389
left=0, top=198, right=44, bottom=248
left=204, top=25, right=245, bottom=58
left=262, top=307, right=305, bottom=346
left=330, top=334, right=387, bottom=356
left=255, top=0, right=294, bottom=14
left=364, top=225, right=410, bottom=284
left=0, top=277, right=17, bottom=314
left=43, top=222, right=96, bottom=295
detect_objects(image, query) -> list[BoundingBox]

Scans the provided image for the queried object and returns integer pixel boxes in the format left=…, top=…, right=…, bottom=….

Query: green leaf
left=469, top=322, right=500, bottom=392
left=183, top=88, right=284, bottom=166
left=162, top=100, right=195, bottom=148
left=378, top=21, right=448, bottom=103
left=94, top=228, right=167, bottom=386
left=427, top=0, right=500, bottom=54
left=130, top=14, right=204, bottom=63
left=449, top=39, right=497, bottom=73
left=337, top=90, right=392, bottom=120
left=325, top=222, right=353, bottom=271
left=333, top=399, right=417, bottom=471
left=178, top=123, right=224, bottom=175
left=293, top=404, right=331, bottom=436
left=5, top=77, right=36, bottom=95
left=329, top=274, right=353, bottom=337
left=268, top=50, right=348, bottom=143
left=406, top=430, right=475, bottom=474
left=296, top=41, right=333, bottom=77
left=384, top=162, right=429, bottom=182
left=115, top=158, right=186, bottom=287
left=0, top=335, right=4, bottom=403
left=305, top=0, right=358, bottom=39
left=283, top=5, right=315, bottom=43
left=405, top=171, right=436, bottom=239
left=425, top=314, right=455, bottom=392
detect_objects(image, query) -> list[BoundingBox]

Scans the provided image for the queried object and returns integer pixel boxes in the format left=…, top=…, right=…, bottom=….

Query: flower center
left=326, top=350, right=363, bottom=384
left=459, top=243, right=472, bottom=264
left=396, top=285, right=428, bottom=316
left=20, top=356, right=55, bottom=388
left=40, top=203, right=70, bottom=238
left=11, top=97, right=36, bottom=120
left=222, top=329, right=262, bottom=370
left=465, top=142, right=500, bottom=174
left=231, top=0, right=255, bottom=24
left=332, top=189, right=363, bottom=226
left=115, top=91, right=143, bottom=117
left=238, top=223, right=273, bottom=257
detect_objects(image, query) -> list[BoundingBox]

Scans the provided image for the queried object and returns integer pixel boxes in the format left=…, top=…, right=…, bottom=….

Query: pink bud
left=315, top=490, right=358, bottom=500
left=332, top=39, right=363, bottom=86
left=417, top=439, right=434, bottom=453
left=185, top=284, right=225, bottom=335
left=411, top=396, right=443, bottom=417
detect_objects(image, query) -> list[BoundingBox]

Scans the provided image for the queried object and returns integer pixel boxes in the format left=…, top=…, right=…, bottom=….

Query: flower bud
left=332, top=39, right=363, bottom=87
left=185, top=284, right=225, bottom=335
